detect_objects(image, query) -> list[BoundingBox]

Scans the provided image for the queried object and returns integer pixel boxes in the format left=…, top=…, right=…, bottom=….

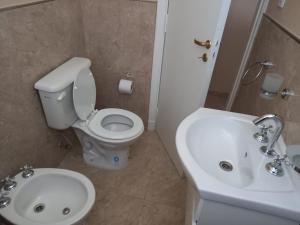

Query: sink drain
left=34, top=203, right=45, bottom=213
left=219, top=161, right=233, bottom=172
left=62, top=207, right=71, bottom=215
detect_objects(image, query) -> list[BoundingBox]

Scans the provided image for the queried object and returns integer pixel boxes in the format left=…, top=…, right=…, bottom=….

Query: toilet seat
left=73, top=69, right=96, bottom=121
left=88, top=108, right=144, bottom=140
left=72, top=67, right=144, bottom=142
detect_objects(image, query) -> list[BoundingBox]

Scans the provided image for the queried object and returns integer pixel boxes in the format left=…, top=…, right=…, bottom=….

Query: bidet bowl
left=0, top=168, right=95, bottom=225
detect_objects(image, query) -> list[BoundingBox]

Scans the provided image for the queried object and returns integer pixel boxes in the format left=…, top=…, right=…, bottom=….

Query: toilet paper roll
left=118, top=79, right=133, bottom=95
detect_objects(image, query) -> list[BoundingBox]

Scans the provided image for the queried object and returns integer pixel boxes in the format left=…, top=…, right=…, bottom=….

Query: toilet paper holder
left=125, top=72, right=134, bottom=79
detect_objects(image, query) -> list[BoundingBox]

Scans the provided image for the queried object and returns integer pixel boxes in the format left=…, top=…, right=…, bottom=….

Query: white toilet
left=34, top=57, right=144, bottom=170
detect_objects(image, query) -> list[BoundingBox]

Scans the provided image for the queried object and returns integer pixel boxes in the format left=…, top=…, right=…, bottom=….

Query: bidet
left=0, top=167, right=95, bottom=225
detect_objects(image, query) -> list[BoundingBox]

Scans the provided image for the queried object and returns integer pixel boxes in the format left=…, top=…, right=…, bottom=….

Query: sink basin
left=0, top=168, right=95, bottom=225
left=186, top=116, right=255, bottom=188
left=176, top=108, right=300, bottom=225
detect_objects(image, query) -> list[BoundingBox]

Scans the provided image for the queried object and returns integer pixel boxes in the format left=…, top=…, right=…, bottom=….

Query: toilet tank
left=34, top=57, right=92, bottom=130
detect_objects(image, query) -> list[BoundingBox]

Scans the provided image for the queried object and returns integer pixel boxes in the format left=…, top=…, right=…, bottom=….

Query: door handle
left=194, top=39, right=211, bottom=49
left=198, top=53, right=208, bottom=62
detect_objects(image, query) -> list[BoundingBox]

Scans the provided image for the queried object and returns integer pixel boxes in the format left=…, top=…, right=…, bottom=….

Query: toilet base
left=83, top=148, right=129, bottom=170
left=73, top=128, right=130, bottom=170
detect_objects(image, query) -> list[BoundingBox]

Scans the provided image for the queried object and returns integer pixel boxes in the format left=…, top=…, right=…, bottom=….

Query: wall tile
left=80, top=0, right=157, bottom=125
left=0, top=0, right=85, bottom=178
left=233, top=17, right=300, bottom=145
left=0, top=0, right=156, bottom=180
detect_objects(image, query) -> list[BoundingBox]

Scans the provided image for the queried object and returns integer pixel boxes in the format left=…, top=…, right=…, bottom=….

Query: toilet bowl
left=73, top=108, right=144, bottom=170
left=34, top=57, right=144, bottom=170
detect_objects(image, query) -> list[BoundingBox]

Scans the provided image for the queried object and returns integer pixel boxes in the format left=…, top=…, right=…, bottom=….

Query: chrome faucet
left=0, top=192, right=10, bottom=209
left=0, top=176, right=17, bottom=191
left=253, top=114, right=284, bottom=157
left=265, top=154, right=287, bottom=176
left=20, top=165, right=34, bottom=178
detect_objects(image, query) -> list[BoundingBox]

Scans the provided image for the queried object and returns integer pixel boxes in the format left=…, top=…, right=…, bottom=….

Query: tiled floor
left=59, top=132, right=186, bottom=225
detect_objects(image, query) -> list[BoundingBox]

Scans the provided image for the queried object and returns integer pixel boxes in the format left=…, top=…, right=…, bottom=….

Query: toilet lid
left=73, top=69, right=96, bottom=120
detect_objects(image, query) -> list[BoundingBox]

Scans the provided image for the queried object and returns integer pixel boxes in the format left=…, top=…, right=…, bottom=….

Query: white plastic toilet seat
left=73, top=69, right=96, bottom=121
left=71, top=66, right=143, bottom=142
left=88, top=108, right=144, bottom=140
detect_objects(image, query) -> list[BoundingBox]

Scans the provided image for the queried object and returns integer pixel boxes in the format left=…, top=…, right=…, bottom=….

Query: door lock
left=198, top=53, right=208, bottom=62
left=194, top=39, right=211, bottom=49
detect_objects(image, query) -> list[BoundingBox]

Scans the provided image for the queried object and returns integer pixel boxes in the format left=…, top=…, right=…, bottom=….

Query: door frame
left=148, top=0, right=231, bottom=130
left=148, top=0, right=270, bottom=130
left=225, top=0, right=269, bottom=110
left=148, top=0, right=169, bottom=130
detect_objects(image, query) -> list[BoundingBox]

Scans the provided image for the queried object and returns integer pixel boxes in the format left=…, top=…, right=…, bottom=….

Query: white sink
left=176, top=108, right=300, bottom=225
left=0, top=168, right=95, bottom=225
left=186, top=115, right=255, bottom=188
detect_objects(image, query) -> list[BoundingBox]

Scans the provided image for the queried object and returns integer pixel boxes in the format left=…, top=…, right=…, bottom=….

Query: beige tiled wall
left=80, top=0, right=157, bottom=126
left=232, top=16, right=300, bottom=144
left=0, top=0, right=157, bottom=178
left=267, top=0, right=300, bottom=40
left=0, top=0, right=53, bottom=11
left=0, top=0, right=85, bottom=178
left=209, top=0, right=259, bottom=94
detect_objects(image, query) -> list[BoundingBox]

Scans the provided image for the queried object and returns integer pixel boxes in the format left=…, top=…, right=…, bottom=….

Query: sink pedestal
left=186, top=183, right=298, bottom=225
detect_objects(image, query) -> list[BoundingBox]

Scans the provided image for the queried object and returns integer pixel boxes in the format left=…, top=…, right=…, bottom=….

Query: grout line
left=264, top=13, right=300, bottom=44
left=0, top=0, right=54, bottom=12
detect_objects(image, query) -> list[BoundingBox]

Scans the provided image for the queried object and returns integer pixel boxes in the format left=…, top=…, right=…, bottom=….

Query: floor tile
left=59, top=131, right=186, bottom=225
left=136, top=201, right=185, bottom=225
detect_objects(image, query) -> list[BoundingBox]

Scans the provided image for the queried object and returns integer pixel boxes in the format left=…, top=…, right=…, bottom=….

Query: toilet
left=34, top=57, right=144, bottom=170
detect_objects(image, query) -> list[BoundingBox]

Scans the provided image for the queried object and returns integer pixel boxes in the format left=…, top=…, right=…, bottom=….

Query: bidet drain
left=219, top=161, right=233, bottom=172
left=34, top=203, right=45, bottom=213
left=63, top=207, right=71, bottom=215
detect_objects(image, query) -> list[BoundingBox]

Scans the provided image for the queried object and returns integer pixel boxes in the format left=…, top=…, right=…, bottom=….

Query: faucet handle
left=1, top=176, right=17, bottom=191
left=1, top=176, right=14, bottom=185
left=0, top=191, right=11, bottom=209
left=258, top=124, right=273, bottom=133
left=254, top=125, right=273, bottom=143
left=265, top=155, right=286, bottom=176
left=273, top=154, right=285, bottom=164
left=0, top=191, right=9, bottom=197
left=1, top=176, right=13, bottom=183
left=20, top=164, right=33, bottom=171
left=20, top=165, right=34, bottom=178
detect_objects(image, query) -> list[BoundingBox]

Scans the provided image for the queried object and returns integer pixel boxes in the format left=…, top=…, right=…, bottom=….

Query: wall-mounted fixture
left=241, top=60, right=297, bottom=100
left=277, top=0, right=286, bottom=8
left=260, top=73, right=283, bottom=100
left=281, top=88, right=297, bottom=99
left=260, top=73, right=296, bottom=100
left=241, top=60, right=274, bottom=86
